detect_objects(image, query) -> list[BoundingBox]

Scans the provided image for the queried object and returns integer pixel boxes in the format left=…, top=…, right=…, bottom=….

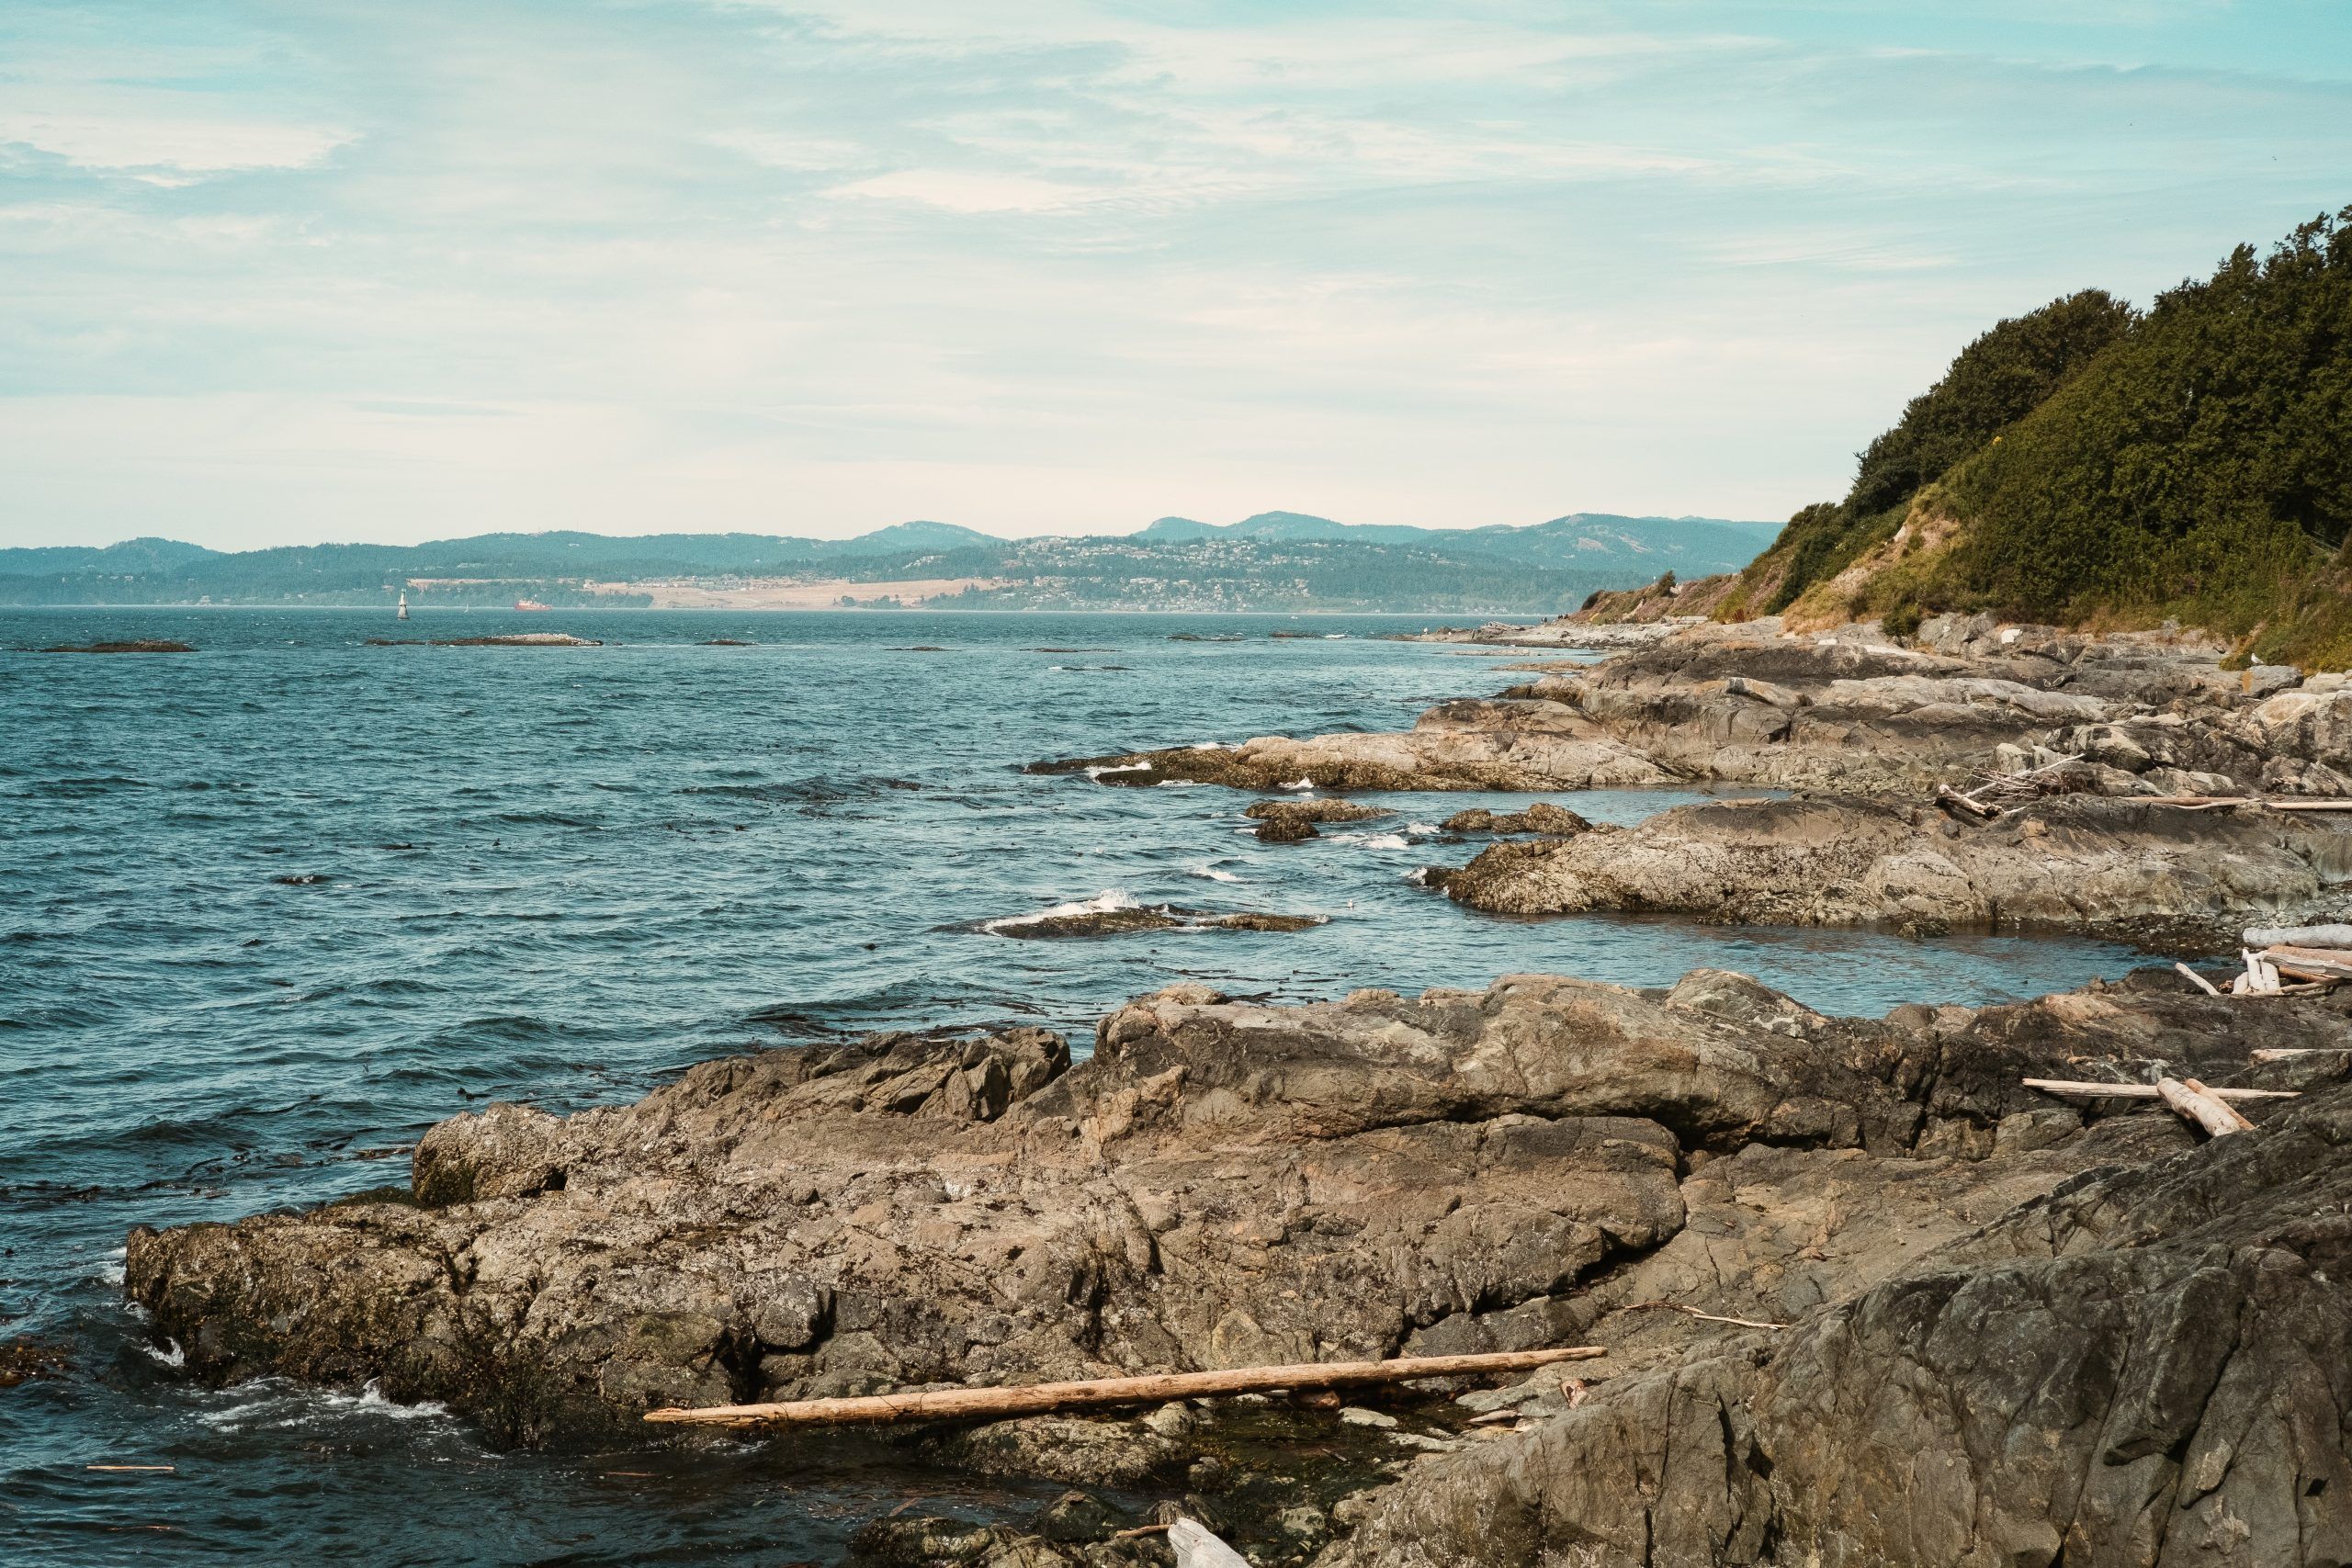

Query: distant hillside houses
left=0, top=510, right=1778, bottom=613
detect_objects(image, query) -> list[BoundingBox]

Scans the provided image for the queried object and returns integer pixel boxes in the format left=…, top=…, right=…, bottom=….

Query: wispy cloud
left=0, top=1, right=2347, bottom=547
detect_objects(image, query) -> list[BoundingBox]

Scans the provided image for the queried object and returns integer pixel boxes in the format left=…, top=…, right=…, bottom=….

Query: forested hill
left=0, top=511, right=1775, bottom=613
left=1719, top=206, right=2352, bottom=667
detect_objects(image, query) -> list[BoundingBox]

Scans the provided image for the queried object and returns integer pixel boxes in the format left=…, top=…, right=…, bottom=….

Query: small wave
left=1277, top=778, right=1314, bottom=791
left=1186, top=863, right=1242, bottom=884
left=197, top=1377, right=453, bottom=1432
left=1330, top=831, right=1410, bottom=850
left=1084, top=762, right=1152, bottom=780
left=1404, top=866, right=1435, bottom=886
left=1408, top=822, right=1441, bottom=835
left=144, top=1337, right=186, bottom=1368
left=980, top=888, right=1137, bottom=933
left=1190, top=741, right=1230, bottom=751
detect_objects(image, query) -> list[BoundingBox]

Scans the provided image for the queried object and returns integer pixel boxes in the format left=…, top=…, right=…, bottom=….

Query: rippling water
left=0, top=607, right=2154, bottom=1563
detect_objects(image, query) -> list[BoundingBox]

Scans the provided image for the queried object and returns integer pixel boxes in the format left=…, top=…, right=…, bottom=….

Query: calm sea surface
left=1, top=608, right=2155, bottom=1564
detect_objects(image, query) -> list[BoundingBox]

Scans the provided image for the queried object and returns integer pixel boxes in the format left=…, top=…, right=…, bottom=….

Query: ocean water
left=0, top=608, right=2155, bottom=1564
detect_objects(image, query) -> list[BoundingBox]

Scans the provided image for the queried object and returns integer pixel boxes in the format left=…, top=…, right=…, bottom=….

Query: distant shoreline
left=0, top=602, right=1555, bottom=619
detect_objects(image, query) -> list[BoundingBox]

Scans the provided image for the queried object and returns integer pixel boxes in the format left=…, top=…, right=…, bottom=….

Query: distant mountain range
left=0, top=511, right=1780, bottom=613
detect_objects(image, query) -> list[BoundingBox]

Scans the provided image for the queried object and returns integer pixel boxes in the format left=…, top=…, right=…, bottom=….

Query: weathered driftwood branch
left=2251, top=1046, right=2352, bottom=1061
left=2258, top=945, right=2352, bottom=982
left=2022, top=1078, right=2296, bottom=1102
left=2158, top=1077, right=2256, bottom=1137
left=2245, top=923, right=2352, bottom=949
left=2173, top=962, right=2222, bottom=997
left=643, top=1347, right=1607, bottom=1428
left=1170, top=1518, right=1249, bottom=1568
left=1628, top=1300, right=1787, bottom=1330
left=1934, top=784, right=2003, bottom=822
left=2140, top=797, right=2352, bottom=813
left=2240, top=950, right=2283, bottom=996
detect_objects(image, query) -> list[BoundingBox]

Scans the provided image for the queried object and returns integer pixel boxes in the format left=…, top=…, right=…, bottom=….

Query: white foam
left=1404, top=866, right=1434, bottom=886
left=1408, top=822, right=1441, bottom=835
left=981, top=888, right=1139, bottom=933
left=1278, top=778, right=1314, bottom=791
left=1329, top=830, right=1410, bottom=850
left=1084, top=761, right=1152, bottom=779
left=1186, top=863, right=1243, bottom=884
left=196, top=1376, right=453, bottom=1433
left=1190, top=741, right=1230, bottom=751
left=144, top=1337, right=186, bottom=1368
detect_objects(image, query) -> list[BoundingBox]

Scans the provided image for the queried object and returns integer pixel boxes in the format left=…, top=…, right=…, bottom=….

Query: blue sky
left=3, top=2, right=2348, bottom=549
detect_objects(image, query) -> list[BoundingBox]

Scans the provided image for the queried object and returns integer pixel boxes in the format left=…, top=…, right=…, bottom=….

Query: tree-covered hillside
left=0, top=512, right=1776, bottom=612
left=1722, top=207, right=2352, bottom=666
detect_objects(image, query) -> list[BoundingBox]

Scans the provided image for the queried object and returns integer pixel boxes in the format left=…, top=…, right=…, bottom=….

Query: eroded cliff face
left=123, top=968, right=2352, bottom=1564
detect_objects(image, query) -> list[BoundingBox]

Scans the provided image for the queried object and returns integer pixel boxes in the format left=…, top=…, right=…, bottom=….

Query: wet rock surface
left=123, top=966, right=2352, bottom=1562
left=986, top=904, right=1327, bottom=938
left=1041, top=617, right=2352, bottom=941
left=40, top=639, right=196, bottom=653
left=1440, top=802, right=1591, bottom=836
left=1244, top=799, right=1392, bottom=842
left=1432, top=792, right=2352, bottom=942
left=1045, top=615, right=2352, bottom=801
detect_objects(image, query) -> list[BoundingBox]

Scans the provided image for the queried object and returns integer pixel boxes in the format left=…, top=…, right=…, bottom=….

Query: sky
left=2, top=2, right=2349, bottom=550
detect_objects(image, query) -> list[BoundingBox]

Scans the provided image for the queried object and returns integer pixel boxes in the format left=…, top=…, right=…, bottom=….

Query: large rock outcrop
left=1322, top=1075, right=2352, bottom=1568
left=1434, top=793, right=2352, bottom=940
left=1041, top=621, right=2352, bottom=799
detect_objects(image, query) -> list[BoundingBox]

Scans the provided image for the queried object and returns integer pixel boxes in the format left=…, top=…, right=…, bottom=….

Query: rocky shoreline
left=1042, top=613, right=2352, bottom=942
left=121, top=612, right=2352, bottom=1565
left=126, top=966, right=2352, bottom=1564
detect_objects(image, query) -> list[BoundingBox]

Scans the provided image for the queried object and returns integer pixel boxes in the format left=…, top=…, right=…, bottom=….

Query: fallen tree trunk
left=2245, top=923, right=2352, bottom=949
left=2257, top=944, right=2352, bottom=982
left=644, top=1346, right=1607, bottom=1429
left=2158, top=1076, right=2256, bottom=1137
left=2022, top=1078, right=2296, bottom=1102
left=2173, top=962, right=2222, bottom=997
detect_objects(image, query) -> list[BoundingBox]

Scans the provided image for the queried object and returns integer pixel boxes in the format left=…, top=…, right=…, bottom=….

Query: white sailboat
left=397, top=590, right=410, bottom=621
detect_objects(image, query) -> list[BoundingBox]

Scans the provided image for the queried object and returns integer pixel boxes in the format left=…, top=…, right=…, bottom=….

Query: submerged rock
left=0, top=1337, right=73, bottom=1389
left=1439, top=803, right=1590, bottom=836
left=432, top=633, right=602, bottom=648
left=1245, top=800, right=1392, bottom=842
left=40, top=639, right=195, bottom=653
left=984, top=901, right=1327, bottom=938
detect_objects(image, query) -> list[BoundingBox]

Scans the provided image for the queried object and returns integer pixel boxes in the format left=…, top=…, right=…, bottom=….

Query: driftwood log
left=1169, top=1518, right=1249, bottom=1568
left=644, top=1346, right=1607, bottom=1429
left=2173, top=962, right=2222, bottom=997
left=2258, top=945, right=2352, bottom=983
left=2245, top=923, right=2352, bottom=948
left=2158, top=1077, right=2257, bottom=1137
left=1933, top=784, right=2003, bottom=822
left=2022, top=1078, right=2296, bottom=1102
